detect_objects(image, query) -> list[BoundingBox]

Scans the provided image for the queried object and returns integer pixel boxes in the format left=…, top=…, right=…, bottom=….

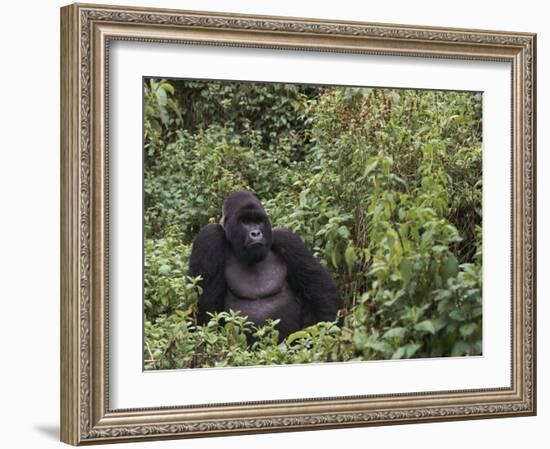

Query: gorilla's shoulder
left=272, top=227, right=299, bottom=241
left=196, top=222, right=225, bottom=239
left=272, top=227, right=310, bottom=255
left=189, top=223, right=227, bottom=277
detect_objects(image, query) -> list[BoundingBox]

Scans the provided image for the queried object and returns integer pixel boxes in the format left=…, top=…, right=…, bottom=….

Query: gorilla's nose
left=249, top=229, right=262, bottom=240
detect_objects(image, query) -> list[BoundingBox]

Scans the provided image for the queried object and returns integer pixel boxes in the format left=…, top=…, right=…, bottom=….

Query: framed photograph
left=60, top=3, right=537, bottom=445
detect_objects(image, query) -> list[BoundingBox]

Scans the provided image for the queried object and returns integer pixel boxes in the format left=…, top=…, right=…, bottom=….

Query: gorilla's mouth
left=247, top=241, right=265, bottom=248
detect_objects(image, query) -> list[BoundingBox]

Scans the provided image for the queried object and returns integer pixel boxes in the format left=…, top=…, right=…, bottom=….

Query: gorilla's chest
left=224, top=251, right=301, bottom=332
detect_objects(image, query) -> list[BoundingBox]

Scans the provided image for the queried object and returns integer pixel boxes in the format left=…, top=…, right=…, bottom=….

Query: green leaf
left=175, top=308, right=193, bottom=318
left=392, top=347, right=406, bottom=359
left=449, top=309, right=465, bottom=322
left=331, top=248, right=339, bottom=269
left=472, top=307, right=482, bottom=318
left=286, top=330, right=309, bottom=344
left=390, top=91, right=400, bottom=104
left=363, top=159, right=378, bottom=177
left=155, top=86, right=167, bottom=106
left=434, top=290, right=451, bottom=301
left=442, top=254, right=459, bottom=279
left=366, top=341, right=392, bottom=354
left=404, top=343, right=421, bottom=358
left=399, top=258, right=413, bottom=284
left=451, top=341, right=470, bottom=357
left=159, top=264, right=171, bottom=275
left=160, top=82, right=175, bottom=95
left=299, top=190, right=308, bottom=207
left=352, top=331, right=368, bottom=351
left=414, top=320, right=436, bottom=335
left=383, top=327, right=406, bottom=340
left=344, top=244, right=357, bottom=275
left=459, top=323, right=477, bottom=337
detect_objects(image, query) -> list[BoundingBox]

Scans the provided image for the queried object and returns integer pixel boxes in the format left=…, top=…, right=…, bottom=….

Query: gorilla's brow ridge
left=238, top=206, right=265, bottom=221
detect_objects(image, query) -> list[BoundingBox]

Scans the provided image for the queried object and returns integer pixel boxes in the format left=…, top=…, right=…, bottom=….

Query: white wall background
left=0, top=0, right=546, bottom=447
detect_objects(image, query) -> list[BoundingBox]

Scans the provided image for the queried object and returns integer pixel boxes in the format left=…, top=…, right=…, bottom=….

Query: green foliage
left=143, top=78, right=483, bottom=369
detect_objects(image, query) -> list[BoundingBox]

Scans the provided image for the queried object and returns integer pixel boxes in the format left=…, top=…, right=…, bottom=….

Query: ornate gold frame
left=60, top=3, right=536, bottom=445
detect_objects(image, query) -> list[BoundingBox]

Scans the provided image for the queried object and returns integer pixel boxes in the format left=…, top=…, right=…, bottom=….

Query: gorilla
left=188, top=190, right=342, bottom=341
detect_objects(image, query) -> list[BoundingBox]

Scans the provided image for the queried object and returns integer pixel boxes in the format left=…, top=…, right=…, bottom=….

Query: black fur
left=188, top=223, right=228, bottom=324
left=188, top=191, right=342, bottom=340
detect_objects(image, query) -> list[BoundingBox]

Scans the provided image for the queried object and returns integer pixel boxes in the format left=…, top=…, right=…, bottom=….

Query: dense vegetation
left=143, top=78, right=482, bottom=370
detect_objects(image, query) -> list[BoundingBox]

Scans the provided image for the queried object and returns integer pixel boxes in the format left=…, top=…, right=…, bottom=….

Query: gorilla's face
left=222, top=191, right=273, bottom=265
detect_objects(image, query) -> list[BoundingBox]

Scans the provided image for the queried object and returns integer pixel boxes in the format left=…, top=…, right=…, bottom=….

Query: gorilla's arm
left=188, top=223, right=227, bottom=324
left=272, top=228, right=342, bottom=322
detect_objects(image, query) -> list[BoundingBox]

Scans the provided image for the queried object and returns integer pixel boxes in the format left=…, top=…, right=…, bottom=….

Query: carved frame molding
left=60, top=3, right=536, bottom=445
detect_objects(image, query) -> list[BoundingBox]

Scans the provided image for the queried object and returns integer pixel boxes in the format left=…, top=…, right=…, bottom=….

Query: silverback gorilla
left=188, top=190, right=342, bottom=341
